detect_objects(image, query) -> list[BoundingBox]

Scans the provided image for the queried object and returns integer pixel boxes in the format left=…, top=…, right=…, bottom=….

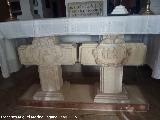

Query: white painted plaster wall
left=17, top=0, right=34, bottom=20
left=151, top=0, right=160, bottom=14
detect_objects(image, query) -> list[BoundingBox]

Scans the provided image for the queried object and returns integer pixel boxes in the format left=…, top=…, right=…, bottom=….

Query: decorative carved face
left=18, top=37, right=63, bottom=66
left=93, top=44, right=127, bottom=67
left=37, top=46, right=63, bottom=65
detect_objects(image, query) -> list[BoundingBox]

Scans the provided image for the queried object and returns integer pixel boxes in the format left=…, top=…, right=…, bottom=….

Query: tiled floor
left=0, top=66, right=160, bottom=120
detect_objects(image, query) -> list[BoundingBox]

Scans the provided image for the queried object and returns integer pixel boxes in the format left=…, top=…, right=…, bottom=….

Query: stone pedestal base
left=33, top=91, right=64, bottom=101
left=94, top=82, right=128, bottom=103
left=94, top=89, right=128, bottom=103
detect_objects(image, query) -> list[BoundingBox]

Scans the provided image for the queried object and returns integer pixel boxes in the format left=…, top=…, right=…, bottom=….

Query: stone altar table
left=18, top=35, right=148, bottom=112
left=18, top=37, right=77, bottom=101
left=0, top=16, right=154, bottom=112
left=79, top=35, right=146, bottom=103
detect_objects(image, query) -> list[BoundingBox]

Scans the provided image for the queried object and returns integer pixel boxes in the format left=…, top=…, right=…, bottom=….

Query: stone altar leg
left=18, top=37, right=77, bottom=101
left=94, top=66, right=128, bottom=103
left=33, top=66, right=64, bottom=101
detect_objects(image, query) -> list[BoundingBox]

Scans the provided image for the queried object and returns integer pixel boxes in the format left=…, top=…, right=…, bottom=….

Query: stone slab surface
left=1, top=16, right=160, bottom=40
left=18, top=83, right=149, bottom=112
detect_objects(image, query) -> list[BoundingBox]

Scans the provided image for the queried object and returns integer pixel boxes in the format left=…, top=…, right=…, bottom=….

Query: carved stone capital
left=18, top=37, right=77, bottom=66
left=101, top=35, right=125, bottom=44
left=93, top=44, right=128, bottom=67
left=18, top=37, right=62, bottom=65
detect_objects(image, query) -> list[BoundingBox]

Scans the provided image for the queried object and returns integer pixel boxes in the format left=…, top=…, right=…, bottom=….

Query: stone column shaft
left=100, top=66, right=123, bottom=94
left=38, top=65, right=63, bottom=92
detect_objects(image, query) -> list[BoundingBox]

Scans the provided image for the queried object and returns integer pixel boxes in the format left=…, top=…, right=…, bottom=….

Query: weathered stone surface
left=79, top=35, right=147, bottom=103
left=18, top=37, right=77, bottom=66
left=18, top=35, right=147, bottom=103
left=38, top=66, right=63, bottom=92
left=18, top=37, right=77, bottom=101
left=79, top=43, right=146, bottom=66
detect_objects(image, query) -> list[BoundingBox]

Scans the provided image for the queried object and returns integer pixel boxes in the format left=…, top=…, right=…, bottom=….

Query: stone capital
left=18, top=37, right=77, bottom=66
left=92, top=44, right=128, bottom=67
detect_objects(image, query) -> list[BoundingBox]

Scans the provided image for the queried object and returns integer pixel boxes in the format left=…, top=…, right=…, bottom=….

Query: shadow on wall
left=0, top=0, right=9, bottom=22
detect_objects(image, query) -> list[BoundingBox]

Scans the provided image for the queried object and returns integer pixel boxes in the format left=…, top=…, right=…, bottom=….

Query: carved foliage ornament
left=92, top=44, right=128, bottom=67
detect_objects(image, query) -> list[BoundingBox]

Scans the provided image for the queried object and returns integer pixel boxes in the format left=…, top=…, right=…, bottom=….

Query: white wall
left=151, top=0, right=160, bottom=14
left=15, top=0, right=54, bottom=20
left=17, top=0, right=34, bottom=20
left=33, top=0, right=44, bottom=18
